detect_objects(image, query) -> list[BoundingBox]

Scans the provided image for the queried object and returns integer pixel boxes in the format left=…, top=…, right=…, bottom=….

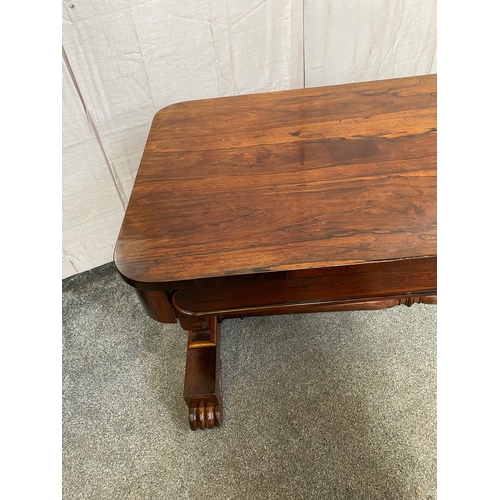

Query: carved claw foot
left=183, top=316, right=223, bottom=430
left=188, top=404, right=223, bottom=430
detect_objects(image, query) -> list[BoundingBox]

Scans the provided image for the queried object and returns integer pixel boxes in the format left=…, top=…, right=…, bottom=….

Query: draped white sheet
left=62, top=0, right=436, bottom=278
left=304, top=0, right=437, bottom=87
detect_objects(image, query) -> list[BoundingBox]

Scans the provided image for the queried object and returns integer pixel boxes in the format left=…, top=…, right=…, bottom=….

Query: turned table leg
left=183, top=316, right=223, bottom=430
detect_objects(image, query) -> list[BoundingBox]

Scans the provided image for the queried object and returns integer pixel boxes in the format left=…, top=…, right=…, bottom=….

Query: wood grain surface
left=173, top=257, right=437, bottom=317
left=114, top=74, right=436, bottom=285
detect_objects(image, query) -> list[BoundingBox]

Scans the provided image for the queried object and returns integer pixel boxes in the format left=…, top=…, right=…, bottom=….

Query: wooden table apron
left=114, top=74, right=437, bottom=431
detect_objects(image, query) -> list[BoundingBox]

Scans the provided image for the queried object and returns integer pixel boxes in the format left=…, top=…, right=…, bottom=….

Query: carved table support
left=183, top=316, right=223, bottom=430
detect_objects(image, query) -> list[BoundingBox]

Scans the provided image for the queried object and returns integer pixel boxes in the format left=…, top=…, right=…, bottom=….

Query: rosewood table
left=114, top=74, right=437, bottom=430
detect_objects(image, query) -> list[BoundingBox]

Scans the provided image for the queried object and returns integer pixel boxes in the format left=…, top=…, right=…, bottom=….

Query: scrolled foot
left=188, top=404, right=223, bottom=430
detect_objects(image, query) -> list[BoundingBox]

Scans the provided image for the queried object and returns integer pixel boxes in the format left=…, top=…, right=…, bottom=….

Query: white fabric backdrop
left=305, top=0, right=437, bottom=86
left=62, top=0, right=436, bottom=279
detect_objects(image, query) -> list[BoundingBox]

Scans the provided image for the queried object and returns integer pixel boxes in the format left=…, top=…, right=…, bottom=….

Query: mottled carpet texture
left=63, top=263, right=436, bottom=500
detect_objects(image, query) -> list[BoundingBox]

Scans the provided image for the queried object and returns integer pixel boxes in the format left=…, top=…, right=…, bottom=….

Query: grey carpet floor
left=62, top=262, right=436, bottom=500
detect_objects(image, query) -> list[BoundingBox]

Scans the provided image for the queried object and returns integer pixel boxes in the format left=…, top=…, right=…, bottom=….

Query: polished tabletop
left=114, top=74, right=436, bottom=285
